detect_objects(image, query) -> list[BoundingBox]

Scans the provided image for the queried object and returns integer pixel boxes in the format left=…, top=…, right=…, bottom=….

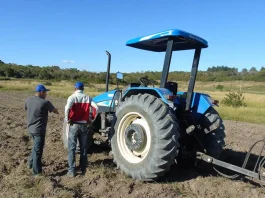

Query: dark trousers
left=28, top=133, right=45, bottom=175
left=68, top=124, right=89, bottom=173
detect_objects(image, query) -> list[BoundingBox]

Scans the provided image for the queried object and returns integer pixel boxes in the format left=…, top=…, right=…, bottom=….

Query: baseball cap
left=74, top=82, right=84, bottom=89
left=35, top=84, right=50, bottom=92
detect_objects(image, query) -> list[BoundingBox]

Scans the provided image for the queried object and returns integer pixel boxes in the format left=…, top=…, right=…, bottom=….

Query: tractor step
left=99, top=127, right=111, bottom=137
left=196, top=137, right=265, bottom=187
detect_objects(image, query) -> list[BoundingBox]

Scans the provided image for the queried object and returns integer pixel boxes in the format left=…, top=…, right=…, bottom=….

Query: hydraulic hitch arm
left=196, top=152, right=260, bottom=179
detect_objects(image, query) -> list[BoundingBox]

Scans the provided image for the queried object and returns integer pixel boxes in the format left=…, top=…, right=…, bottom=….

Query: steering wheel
left=139, top=77, right=151, bottom=87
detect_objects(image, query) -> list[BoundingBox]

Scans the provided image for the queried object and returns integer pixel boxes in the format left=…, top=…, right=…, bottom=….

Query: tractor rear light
left=212, top=100, right=219, bottom=106
left=165, top=95, right=176, bottom=101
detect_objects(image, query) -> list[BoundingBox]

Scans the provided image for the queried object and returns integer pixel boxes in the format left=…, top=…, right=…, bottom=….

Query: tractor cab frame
left=126, top=29, right=208, bottom=111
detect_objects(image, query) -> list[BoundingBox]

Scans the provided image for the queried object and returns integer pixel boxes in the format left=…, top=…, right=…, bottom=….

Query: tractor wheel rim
left=117, top=112, right=151, bottom=164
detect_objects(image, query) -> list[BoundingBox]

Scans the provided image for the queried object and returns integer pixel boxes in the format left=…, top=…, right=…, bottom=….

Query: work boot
left=81, top=169, right=86, bottom=176
left=33, top=173, right=43, bottom=177
left=109, top=150, right=114, bottom=157
left=67, top=171, right=76, bottom=177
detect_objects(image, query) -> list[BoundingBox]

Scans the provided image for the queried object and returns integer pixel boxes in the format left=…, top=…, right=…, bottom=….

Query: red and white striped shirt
left=65, top=90, right=98, bottom=124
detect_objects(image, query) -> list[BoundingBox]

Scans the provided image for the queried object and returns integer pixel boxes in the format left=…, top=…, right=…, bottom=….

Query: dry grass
left=194, top=81, right=265, bottom=94
left=1, top=79, right=265, bottom=124
left=0, top=80, right=118, bottom=98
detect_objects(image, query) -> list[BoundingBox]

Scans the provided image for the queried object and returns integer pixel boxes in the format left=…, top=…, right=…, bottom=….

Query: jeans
left=28, top=133, right=45, bottom=175
left=68, top=124, right=89, bottom=173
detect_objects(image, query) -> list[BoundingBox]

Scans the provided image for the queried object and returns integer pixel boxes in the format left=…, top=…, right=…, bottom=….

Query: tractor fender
left=122, top=87, right=172, bottom=103
left=190, top=93, right=218, bottom=119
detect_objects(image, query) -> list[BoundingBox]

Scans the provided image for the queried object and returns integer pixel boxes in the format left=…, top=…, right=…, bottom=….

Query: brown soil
left=0, top=91, right=265, bottom=198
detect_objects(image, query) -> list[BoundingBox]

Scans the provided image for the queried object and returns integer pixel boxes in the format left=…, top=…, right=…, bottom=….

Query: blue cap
left=75, top=82, right=84, bottom=89
left=35, top=84, right=50, bottom=92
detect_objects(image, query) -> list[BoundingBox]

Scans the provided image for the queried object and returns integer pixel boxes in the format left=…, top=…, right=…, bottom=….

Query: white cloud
left=62, top=60, right=75, bottom=63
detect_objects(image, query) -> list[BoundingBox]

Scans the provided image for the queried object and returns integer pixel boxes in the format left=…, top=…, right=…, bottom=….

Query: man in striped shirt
left=65, top=81, right=98, bottom=177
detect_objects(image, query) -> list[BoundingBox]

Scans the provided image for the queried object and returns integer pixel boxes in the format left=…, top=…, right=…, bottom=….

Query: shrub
left=221, top=91, right=247, bottom=107
left=216, top=84, right=224, bottom=90
left=86, top=83, right=95, bottom=88
left=0, top=77, right=11, bottom=80
left=43, top=81, right=52, bottom=86
left=97, top=88, right=106, bottom=92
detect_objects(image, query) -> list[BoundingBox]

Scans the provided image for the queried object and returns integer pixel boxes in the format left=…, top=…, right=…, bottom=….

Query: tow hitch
left=197, top=137, right=265, bottom=187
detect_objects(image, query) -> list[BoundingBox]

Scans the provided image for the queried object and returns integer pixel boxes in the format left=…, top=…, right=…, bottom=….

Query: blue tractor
left=92, top=29, right=226, bottom=181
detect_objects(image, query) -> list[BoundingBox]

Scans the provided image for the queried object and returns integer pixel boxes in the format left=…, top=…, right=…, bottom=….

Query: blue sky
left=0, top=0, right=264, bottom=73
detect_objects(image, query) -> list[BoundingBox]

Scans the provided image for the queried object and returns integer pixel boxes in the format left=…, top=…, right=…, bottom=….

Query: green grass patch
left=217, top=106, right=265, bottom=124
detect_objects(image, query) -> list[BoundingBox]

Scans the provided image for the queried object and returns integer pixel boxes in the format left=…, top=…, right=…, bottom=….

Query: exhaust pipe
left=105, top=51, right=111, bottom=92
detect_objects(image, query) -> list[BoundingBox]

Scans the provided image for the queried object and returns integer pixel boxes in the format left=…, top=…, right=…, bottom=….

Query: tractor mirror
left=116, top=72, right=123, bottom=80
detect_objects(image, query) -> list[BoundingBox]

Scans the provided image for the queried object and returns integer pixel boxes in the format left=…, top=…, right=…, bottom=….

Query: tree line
left=0, top=60, right=265, bottom=84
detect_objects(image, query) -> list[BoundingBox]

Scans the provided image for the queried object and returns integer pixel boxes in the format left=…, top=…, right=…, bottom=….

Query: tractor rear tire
left=200, top=107, right=226, bottom=158
left=111, top=93, right=180, bottom=181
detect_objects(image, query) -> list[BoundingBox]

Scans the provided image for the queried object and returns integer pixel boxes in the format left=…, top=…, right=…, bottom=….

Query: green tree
left=6, top=67, right=15, bottom=77
left=249, top=67, right=257, bottom=74
left=241, top=68, right=248, bottom=76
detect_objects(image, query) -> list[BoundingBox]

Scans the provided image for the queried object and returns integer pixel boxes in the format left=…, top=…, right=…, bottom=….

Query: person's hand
left=53, top=108, right=59, bottom=114
left=87, top=118, right=93, bottom=126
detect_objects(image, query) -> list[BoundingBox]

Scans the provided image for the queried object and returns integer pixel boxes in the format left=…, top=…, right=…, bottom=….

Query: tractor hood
left=92, top=90, right=117, bottom=112
left=93, top=90, right=116, bottom=105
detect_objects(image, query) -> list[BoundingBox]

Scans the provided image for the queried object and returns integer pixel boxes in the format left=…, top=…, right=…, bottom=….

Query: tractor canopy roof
left=126, top=29, right=208, bottom=52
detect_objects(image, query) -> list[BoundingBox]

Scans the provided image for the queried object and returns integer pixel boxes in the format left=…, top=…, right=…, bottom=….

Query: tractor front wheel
left=111, top=94, right=180, bottom=181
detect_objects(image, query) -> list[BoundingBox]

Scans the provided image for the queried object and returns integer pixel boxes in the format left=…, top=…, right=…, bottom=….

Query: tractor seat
left=128, top=83, right=141, bottom=87
left=121, top=83, right=141, bottom=97
left=165, top=81, right=178, bottom=95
